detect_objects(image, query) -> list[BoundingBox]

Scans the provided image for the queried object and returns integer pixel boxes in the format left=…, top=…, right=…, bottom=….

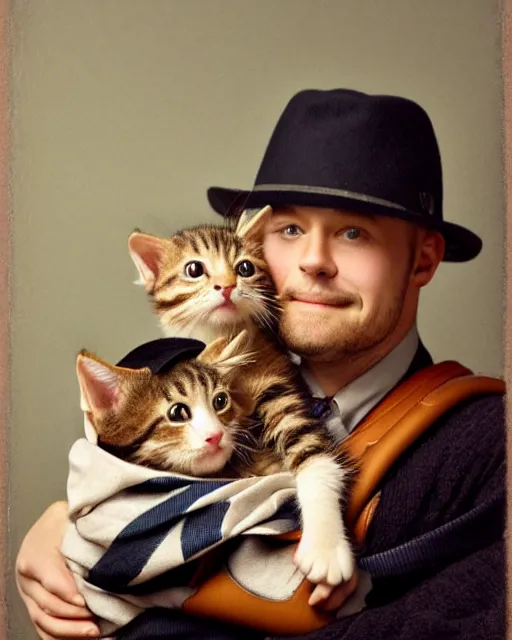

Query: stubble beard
left=279, top=281, right=410, bottom=365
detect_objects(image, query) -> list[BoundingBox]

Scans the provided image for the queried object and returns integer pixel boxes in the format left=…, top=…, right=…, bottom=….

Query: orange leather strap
left=343, top=361, right=505, bottom=544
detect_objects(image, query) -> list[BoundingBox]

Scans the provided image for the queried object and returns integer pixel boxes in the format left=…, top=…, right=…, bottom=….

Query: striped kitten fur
left=127, top=207, right=356, bottom=589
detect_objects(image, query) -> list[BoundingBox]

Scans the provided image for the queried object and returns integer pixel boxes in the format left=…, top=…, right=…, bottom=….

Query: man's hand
left=309, top=571, right=359, bottom=610
left=15, top=501, right=100, bottom=639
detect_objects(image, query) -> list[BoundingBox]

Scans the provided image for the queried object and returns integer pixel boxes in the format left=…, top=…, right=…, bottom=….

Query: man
left=16, top=89, right=505, bottom=640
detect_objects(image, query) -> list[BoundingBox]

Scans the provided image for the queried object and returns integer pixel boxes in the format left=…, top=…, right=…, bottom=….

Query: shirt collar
left=297, top=324, right=420, bottom=441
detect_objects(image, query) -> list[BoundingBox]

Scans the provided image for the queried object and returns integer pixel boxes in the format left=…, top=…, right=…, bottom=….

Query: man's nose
left=298, top=233, right=337, bottom=278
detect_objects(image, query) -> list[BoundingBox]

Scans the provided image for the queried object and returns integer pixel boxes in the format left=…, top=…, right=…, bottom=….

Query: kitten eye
left=212, top=392, right=229, bottom=412
left=184, top=261, right=205, bottom=278
left=236, top=260, right=255, bottom=278
left=167, top=403, right=192, bottom=422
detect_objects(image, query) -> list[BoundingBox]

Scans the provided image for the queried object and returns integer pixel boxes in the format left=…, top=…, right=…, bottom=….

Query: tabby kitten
left=76, top=332, right=254, bottom=478
left=127, top=207, right=355, bottom=589
left=128, top=207, right=280, bottom=345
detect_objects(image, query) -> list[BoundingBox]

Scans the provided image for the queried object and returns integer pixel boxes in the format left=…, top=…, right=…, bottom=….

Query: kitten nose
left=205, top=431, right=223, bottom=447
left=220, top=286, right=235, bottom=301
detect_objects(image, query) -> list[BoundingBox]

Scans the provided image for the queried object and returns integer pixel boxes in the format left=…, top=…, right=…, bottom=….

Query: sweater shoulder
left=365, top=390, right=505, bottom=552
left=436, top=392, right=505, bottom=452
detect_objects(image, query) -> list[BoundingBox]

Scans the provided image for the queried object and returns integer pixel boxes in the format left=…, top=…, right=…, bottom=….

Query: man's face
left=262, top=206, right=427, bottom=363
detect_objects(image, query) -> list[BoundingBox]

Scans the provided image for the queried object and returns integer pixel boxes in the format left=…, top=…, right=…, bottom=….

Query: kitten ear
left=196, top=336, right=230, bottom=365
left=76, top=351, right=125, bottom=415
left=128, top=231, right=169, bottom=293
left=197, top=330, right=255, bottom=374
left=235, top=205, right=273, bottom=242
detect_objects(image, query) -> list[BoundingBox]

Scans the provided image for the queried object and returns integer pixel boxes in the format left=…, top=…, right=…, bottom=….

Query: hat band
left=251, top=183, right=409, bottom=212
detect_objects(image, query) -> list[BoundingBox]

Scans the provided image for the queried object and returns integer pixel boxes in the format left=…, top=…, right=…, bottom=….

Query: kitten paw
left=294, top=537, right=355, bottom=586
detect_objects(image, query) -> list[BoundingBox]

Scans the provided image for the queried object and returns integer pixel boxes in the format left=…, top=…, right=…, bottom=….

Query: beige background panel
left=0, top=0, right=8, bottom=635
left=8, top=1, right=504, bottom=637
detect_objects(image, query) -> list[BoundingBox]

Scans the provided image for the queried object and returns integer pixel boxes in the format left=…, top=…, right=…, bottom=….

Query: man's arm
left=16, top=501, right=266, bottom=640
left=16, top=500, right=100, bottom=639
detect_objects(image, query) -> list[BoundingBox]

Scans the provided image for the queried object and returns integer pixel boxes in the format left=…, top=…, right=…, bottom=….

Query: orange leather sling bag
left=181, top=361, right=505, bottom=635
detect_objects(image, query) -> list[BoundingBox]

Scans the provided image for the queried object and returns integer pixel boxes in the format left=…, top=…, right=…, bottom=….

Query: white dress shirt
left=296, top=325, right=419, bottom=443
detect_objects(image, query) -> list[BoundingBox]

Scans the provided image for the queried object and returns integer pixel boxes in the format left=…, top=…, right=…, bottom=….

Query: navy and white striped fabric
left=61, top=421, right=301, bottom=638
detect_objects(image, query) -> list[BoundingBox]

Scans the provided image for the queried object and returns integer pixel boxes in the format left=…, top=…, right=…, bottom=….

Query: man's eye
left=281, top=225, right=301, bottom=237
left=343, top=228, right=362, bottom=240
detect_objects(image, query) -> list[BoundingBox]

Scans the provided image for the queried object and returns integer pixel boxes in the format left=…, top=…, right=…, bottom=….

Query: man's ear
left=412, top=229, right=445, bottom=287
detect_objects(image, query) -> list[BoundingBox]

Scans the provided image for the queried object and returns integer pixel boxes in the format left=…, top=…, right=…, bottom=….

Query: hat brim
left=207, top=186, right=482, bottom=263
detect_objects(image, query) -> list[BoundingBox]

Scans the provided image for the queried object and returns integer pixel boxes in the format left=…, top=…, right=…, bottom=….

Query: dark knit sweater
left=117, top=346, right=506, bottom=640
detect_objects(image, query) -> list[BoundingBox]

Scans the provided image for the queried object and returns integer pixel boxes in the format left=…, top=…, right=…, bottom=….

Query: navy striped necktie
left=311, top=396, right=334, bottom=419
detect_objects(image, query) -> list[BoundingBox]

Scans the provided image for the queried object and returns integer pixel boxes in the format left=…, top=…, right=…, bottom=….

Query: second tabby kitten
left=76, top=333, right=255, bottom=478
left=127, top=207, right=356, bottom=589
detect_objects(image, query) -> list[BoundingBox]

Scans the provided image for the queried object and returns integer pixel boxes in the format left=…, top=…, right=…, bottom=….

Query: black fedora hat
left=207, top=89, right=482, bottom=262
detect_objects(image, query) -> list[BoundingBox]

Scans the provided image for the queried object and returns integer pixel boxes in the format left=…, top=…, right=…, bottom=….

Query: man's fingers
left=26, top=595, right=100, bottom=639
left=310, top=572, right=359, bottom=611
left=308, top=582, right=334, bottom=607
left=40, top=572, right=87, bottom=608
left=17, top=554, right=85, bottom=607
left=20, top=578, right=93, bottom=620
left=320, top=573, right=359, bottom=611
left=31, top=624, right=54, bottom=640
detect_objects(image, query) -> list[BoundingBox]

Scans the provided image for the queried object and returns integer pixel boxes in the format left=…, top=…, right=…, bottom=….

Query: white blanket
left=62, top=430, right=304, bottom=637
